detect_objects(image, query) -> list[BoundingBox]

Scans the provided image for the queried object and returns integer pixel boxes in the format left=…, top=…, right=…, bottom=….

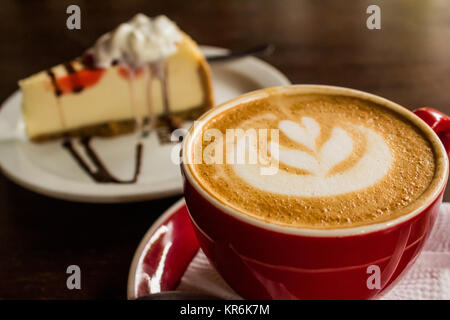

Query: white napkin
left=177, top=203, right=450, bottom=300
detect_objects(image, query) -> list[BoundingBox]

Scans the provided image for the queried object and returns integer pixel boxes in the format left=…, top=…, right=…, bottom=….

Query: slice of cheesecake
left=18, top=15, right=213, bottom=141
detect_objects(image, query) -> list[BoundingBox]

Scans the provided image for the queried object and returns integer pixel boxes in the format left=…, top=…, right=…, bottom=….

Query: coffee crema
left=189, top=93, right=441, bottom=229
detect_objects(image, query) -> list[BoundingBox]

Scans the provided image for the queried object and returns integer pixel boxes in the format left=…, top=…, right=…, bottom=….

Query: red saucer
left=127, top=199, right=199, bottom=299
left=127, top=198, right=438, bottom=300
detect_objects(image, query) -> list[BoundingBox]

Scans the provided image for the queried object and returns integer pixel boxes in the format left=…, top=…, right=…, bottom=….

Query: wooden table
left=1, top=0, right=449, bottom=299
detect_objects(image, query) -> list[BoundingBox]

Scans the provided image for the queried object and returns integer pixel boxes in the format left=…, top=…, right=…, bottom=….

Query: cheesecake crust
left=29, top=106, right=208, bottom=142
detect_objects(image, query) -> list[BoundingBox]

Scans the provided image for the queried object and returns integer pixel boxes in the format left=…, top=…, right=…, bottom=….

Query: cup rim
left=181, top=85, right=449, bottom=237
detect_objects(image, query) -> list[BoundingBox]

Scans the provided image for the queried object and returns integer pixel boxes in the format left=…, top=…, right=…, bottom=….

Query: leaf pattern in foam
left=279, top=117, right=320, bottom=152
left=270, top=141, right=320, bottom=174
left=319, top=127, right=354, bottom=174
left=273, top=118, right=354, bottom=176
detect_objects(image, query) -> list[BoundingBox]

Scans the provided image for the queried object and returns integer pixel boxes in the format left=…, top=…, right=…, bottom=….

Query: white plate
left=0, top=46, right=290, bottom=203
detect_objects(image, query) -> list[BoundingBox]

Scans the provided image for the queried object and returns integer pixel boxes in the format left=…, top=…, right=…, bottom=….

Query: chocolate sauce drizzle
left=80, top=53, right=97, bottom=70
left=46, top=69, right=62, bottom=96
left=151, top=61, right=183, bottom=142
left=63, top=62, right=84, bottom=93
left=63, top=137, right=143, bottom=184
left=152, top=61, right=171, bottom=118
left=47, top=57, right=181, bottom=184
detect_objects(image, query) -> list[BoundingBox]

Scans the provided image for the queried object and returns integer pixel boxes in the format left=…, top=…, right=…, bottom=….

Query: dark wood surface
left=1, top=0, right=449, bottom=299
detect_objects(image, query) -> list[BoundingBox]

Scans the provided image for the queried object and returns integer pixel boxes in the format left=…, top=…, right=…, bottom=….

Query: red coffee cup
left=180, top=85, right=450, bottom=300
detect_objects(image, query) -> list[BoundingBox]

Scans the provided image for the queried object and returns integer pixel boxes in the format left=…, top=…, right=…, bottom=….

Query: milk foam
left=276, top=118, right=354, bottom=176
left=191, top=94, right=438, bottom=229
left=232, top=117, right=392, bottom=196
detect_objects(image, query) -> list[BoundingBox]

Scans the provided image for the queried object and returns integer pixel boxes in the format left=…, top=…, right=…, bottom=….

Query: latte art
left=190, top=93, right=439, bottom=229
left=275, top=118, right=355, bottom=176
left=232, top=117, right=392, bottom=197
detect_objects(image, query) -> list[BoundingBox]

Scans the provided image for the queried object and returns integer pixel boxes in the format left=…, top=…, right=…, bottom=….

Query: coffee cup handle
left=414, top=108, right=450, bottom=154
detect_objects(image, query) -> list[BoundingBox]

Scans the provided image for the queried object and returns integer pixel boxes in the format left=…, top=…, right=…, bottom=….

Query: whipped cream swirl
left=90, top=14, right=182, bottom=68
